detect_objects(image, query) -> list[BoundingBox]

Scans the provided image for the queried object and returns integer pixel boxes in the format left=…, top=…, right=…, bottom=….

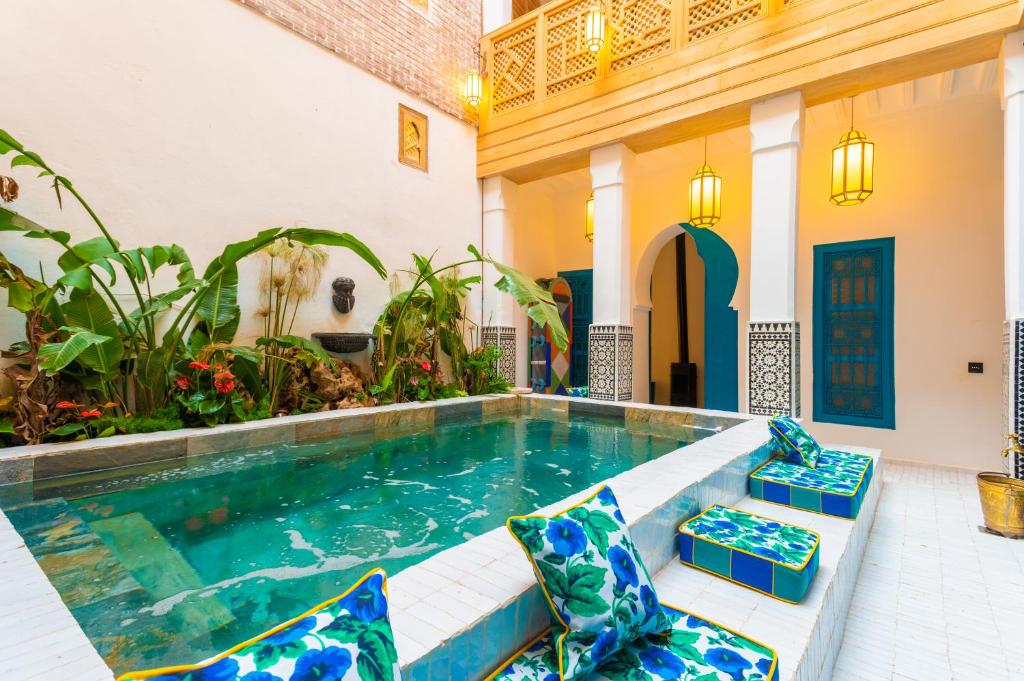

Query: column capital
left=750, top=91, right=805, bottom=154
left=482, top=175, right=517, bottom=214
left=1002, top=30, right=1024, bottom=105
left=590, top=143, right=636, bottom=191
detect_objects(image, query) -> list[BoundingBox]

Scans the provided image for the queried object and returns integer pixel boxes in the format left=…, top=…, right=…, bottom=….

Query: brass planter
left=977, top=472, right=1024, bottom=539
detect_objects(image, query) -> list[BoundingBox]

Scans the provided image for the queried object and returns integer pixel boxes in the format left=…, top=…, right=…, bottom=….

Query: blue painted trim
left=812, top=237, right=896, bottom=429
left=681, top=223, right=739, bottom=412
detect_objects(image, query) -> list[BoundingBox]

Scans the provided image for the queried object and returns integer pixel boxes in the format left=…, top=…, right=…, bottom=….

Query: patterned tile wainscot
left=749, top=320, right=801, bottom=416
left=588, top=324, right=633, bottom=401
left=482, top=326, right=517, bottom=385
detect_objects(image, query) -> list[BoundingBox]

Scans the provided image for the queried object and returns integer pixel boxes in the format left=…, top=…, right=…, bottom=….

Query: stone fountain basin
left=312, top=332, right=373, bottom=354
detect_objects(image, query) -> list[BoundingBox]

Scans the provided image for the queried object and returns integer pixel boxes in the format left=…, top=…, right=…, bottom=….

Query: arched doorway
left=636, top=223, right=739, bottom=411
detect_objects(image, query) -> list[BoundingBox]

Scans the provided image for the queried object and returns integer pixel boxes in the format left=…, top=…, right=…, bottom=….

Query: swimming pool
left=0, top=412, right=710, bottom=673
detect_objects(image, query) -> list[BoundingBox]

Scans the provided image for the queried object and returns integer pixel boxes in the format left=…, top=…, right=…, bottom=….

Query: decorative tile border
left=0, top=395, right=520, bottom=485
left=749, top=321, right=800, bottom=416
left=1010, top=319, right=1024, bottom=479
left=588, top=324, right=633, bottom=401
left=481, top=325, right=517, bottom=385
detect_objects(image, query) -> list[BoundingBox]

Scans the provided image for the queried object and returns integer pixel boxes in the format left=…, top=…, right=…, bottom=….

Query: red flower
left=79, top=409, right=102, bottom=418
left=419, top=360, right=432, bottom=372
left=55, top=401, right=76, bottom=409
left=214, top=378, right=235, bottom=394
left=188, top=361, right=210, bottom=371
left=213, top=371, right=235, bottom=394
left=175, top=376, right=194, bottom=390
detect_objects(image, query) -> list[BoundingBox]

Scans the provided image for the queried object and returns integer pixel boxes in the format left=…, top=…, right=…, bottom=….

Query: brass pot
left=977, top=472, right=1024, bottom=539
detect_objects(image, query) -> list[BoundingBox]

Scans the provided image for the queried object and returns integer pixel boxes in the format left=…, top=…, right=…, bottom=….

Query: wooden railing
left=483, top=0, right=798, bottom=117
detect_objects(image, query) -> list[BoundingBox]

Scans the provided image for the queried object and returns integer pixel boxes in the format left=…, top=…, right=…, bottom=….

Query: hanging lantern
left=830, top=129, right=874, bottom=205
left=584, top=3, right=605, bottom=53
left=689, top=163, right=722, bottom=228
left=464, top=68, right=483, bottom=108
left=585, top=192, right=594, bottom=242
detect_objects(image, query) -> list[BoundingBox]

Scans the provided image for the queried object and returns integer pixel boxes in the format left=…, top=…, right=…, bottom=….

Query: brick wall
left=233, top=0, right=480, bottom=122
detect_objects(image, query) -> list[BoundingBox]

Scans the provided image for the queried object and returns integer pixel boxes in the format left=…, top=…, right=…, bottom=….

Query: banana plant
left=371, top=245, right=567, bottom=402
left=0, top=128, right=387, bottom=415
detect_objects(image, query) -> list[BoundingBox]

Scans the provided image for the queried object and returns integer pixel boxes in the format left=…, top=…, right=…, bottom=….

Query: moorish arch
left=634, top=223, right=739, bottom=411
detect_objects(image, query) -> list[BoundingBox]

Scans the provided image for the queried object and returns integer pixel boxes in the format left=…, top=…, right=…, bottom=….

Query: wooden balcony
left=478, top=0, right=1024, bottom=182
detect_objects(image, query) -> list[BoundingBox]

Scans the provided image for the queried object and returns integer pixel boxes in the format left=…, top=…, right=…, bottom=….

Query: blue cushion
left=117, top=569, right=400, bottom=681
left=750, top=449, right=874, bottom=519
left=506, top=485, right=672, bottom=680
left=487, top=603, right=779, bottom=681
left=768, top=415, right=821, bottom=468
left=677, top=505, right=820, bottom=603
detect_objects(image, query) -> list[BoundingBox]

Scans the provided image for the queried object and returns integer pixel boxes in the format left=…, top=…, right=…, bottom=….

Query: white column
left=589, top=143, right=635, bottom=401
left=481, top=175, right=519, bottom=385
left=747, top=91, right=804, bottom=416
left=482, top=0, right=513, bottom=34
left=1002, top=31, right=1024, bottom=478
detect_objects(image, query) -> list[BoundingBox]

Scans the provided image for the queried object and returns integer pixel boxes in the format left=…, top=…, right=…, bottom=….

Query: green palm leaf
left=37, top=326, right=112, bottom=373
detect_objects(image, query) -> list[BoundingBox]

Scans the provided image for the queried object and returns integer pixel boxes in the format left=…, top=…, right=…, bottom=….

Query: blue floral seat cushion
left=486, top=603, right=778, bottom=681
left=749, top=449, right=874, bottom=519
left=117, top=569, right=401, bottom=681
left=507, top=485, right=673, bottom=680
left=768, top=415, right=821, bottom=469
left=677, top=505, right=820, bottom=603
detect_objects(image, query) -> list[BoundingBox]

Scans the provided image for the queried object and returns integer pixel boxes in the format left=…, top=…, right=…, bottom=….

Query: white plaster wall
left=0, top=0, right=481, bottom=359
left=513, top=91, right=1004, bottom=470
left=796, top=94, right=1005, bottom=471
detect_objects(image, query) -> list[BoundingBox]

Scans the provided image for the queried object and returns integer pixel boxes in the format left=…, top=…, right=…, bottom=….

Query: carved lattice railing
left=484, top=0, right=797, bottom=116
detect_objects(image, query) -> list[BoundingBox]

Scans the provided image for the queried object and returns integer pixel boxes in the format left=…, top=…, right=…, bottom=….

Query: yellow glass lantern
left=584, top=3, right=605, bottom=53
left=464, top=69, right=483, bottom=108
left=830, top=129, right=874, bottom=205
left=585, top=192, right=595, bottom=242
left=689, top=163, right=722, bottom=228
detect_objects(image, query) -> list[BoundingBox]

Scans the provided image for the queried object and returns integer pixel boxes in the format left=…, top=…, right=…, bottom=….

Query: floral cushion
left=749, top=449, right=874, bottom=519
left=507, top=485, right=673, bottom=680
left=768, top=415, right=821, bottom=469
left=117, top=569, right=400, bottom=681
left=489, top=603, right=778, bottom=681
left=678, top=505, right=820, bottom=603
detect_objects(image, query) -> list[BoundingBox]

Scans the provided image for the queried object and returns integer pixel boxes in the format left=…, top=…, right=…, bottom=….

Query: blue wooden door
left=813, top=237, right=895, bottom=428
left=559, top=269, right=593, bottom=387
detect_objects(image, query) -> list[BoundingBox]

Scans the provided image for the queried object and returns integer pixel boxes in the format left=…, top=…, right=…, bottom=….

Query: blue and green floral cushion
left=507, top=485, right=673, bottom=680
left=768, top=415, right=821, bottom=469
left=749, top=449, right=874, bottom=519
left=678, top=505, right=820, bottom=603
left=117, top=569, right=400, bottom=681
left=487, top=603, right=778, bottom=681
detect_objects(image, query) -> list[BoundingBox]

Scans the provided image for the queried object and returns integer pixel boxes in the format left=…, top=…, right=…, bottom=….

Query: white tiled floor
left=832, top=462, right=1024, bottom=681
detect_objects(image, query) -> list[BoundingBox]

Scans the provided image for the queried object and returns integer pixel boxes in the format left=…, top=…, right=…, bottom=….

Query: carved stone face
left=332, top=277, right=355, bottom=313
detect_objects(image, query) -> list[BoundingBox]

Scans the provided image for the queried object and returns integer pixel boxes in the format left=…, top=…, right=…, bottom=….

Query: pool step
left=653, top=446, right=881, bottom=681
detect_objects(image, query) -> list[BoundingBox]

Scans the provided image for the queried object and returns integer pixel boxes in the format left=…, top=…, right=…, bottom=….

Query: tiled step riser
left=392, top=418, right=776, bottom=681
left=792, top=459, right=883, bottom=681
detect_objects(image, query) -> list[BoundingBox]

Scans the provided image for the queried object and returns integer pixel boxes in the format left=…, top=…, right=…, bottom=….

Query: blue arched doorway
left=642, top=223, right=739, bottom=412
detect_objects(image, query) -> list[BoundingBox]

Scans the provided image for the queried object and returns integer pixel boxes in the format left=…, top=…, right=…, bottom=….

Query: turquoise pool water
left=0, top=413, right=705, bottom=673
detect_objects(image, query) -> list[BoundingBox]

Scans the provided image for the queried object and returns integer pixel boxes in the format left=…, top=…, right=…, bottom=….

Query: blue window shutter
left=813, top=237, right=895, bottom=429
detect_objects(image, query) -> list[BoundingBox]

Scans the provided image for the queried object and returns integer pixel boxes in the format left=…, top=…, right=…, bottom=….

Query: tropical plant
left=255, top=241, right=330, bottom=412
left=371, top=247, right=567, bottom=403
left=458, top=345, right=511, bottom=396
left=0, top=128, right=386, bottom=426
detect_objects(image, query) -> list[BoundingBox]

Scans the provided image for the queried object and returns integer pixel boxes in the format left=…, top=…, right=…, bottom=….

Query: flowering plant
left=47, top=401, right=119, bottom=440
left=174, top=360, right=251, bottom=427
